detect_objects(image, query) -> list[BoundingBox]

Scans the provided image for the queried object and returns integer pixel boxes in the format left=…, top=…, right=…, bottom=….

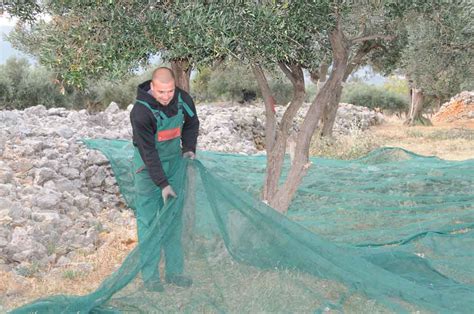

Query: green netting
left=12, top=139, right=474, bottom=313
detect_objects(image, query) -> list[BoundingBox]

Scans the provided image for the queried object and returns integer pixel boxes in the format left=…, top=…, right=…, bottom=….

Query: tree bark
left=269, top=22, right=349, bottom=212
left=319, top=84, right=344, bottom=137
left=404, top=88, right=432, bottom=126
left=320, top=42, right=378, bottom=137
left=171, top=59, right=192, bottom=93
left=252, top=63, right=305, bottom=205
left=310, top=61, right=329, bottom=92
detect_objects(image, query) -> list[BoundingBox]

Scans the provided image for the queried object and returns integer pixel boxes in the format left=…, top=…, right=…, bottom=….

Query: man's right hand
left=162, top=185, right=177, bottom=203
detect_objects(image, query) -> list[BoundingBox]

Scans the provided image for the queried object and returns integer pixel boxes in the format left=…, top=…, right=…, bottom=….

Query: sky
left=0, top=14, right=34, bottom=64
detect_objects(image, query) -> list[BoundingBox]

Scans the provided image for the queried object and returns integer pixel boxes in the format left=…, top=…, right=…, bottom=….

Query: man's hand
left=162, top=185, right=177, bottom=203
left=182, top=151, right=195, bottom=159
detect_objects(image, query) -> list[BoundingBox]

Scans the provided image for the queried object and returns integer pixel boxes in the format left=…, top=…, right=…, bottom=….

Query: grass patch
left=427, top=128, right=474, bottom=140
left=406, top=128, right=474, bottom=141
left=405, top=130, right=424, bottom=138
left=62, top=270, right=84, bottom=280
left=15, top=262, right=41, bottom=278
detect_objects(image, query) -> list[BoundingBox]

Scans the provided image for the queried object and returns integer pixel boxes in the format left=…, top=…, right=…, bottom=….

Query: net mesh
left=12, top=139, right=474, bottom=313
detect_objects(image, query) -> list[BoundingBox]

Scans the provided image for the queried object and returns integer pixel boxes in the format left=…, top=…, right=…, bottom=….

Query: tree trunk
left=319, top=84, right=344, bottom=137
left=320, top=42, right=377, bottom=137
left=171, top=59, right=192, bottom=93
left=404, top=88, right=432, bottom=126
left=269, top=23, right=349, bottom=212
left=252, top=63, right=305, bottom=205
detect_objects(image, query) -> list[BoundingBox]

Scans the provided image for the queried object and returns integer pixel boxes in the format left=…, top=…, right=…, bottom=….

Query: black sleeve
left=130, top=107, right=169, bottom=188
left=181, top=93, right=200, bottom=153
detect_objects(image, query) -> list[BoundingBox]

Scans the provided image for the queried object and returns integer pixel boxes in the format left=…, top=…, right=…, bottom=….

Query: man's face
left=151, top=80, right=175, bottom=106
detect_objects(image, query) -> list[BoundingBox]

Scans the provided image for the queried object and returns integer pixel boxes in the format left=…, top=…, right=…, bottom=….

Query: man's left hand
left=183, top=151, right=196, bottom=159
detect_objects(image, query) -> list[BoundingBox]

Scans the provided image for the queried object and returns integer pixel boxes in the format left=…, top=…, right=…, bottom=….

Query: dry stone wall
left=0, top=101, right=382, bottom=274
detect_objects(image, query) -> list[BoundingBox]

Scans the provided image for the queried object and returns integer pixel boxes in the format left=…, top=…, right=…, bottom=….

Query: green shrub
left=269, top=76, right=293, bottom=105
left=206, top=62, right=258, bottom=103
left=0, top=57, right=156, bottom=111
left=342, top=82, right=408, bottom=115
left=191, top=66, right=213, bottom=102
left=79, top=67, right=154, bottom=111
left=192, top=61, right=293, bottom=105
left=0, top=57, right=69, bottom=109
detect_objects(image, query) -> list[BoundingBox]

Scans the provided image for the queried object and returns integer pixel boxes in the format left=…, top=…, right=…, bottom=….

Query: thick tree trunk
left=171, top=59, right=192, bottom=93
left=404, top=88, right=432, bottom=126
left=269, top=24, right=349, bottom=212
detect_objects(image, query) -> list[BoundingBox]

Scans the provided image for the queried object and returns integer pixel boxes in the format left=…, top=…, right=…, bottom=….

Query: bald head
left=152, top=67, right=175, bottom=84
left=150, top=67, right=176, bottom=106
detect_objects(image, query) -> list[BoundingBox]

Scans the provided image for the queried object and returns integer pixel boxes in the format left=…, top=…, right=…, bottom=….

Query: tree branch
left=251, top=63, right=277, bottom=150
left=343, top=42, right=380, bottom=82
left=278, top=62, right=296, bottom=87
left=278, top=62, right=304, bottom=89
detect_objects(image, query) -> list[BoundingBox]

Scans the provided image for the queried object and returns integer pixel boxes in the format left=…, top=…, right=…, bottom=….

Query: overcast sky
left=1, top=14, right=34, bottom=64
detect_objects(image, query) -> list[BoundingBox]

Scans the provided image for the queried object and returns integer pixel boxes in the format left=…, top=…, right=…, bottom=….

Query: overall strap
left=178, top=93, right=195, bottom=118
left=135, top=99, right=168, bottom=120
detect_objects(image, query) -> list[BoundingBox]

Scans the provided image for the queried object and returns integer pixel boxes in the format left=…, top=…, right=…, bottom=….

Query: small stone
left=35, top=191, right=61, bottom=209
left=86, top=151, right=109, bottom=166
left=24, top=105, right=47, bottom=117
left=105, top=102, right=120, bottom=115
left=31, top=211, right=60, bottom=222
left=58, top=167, right=80, bottom=179
left=34, top=168, right=57, bottom=186
left=56, top=256, right=70, bottom=266
left=0, top=198, right=12, bottom=211
left=0, top=165, right=14, bottom=184
left=55, top=126, right=74, bottom=139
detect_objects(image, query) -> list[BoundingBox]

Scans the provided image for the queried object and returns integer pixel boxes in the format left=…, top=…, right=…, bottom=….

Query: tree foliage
left=370, top=1, right=473, bottom=101
left=402, top=4, right=473, bottom=100
left=7, top=1, right=228, bottom=88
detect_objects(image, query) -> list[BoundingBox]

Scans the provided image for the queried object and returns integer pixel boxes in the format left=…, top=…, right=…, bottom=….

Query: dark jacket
left=130, top=80, right=199, bottom=188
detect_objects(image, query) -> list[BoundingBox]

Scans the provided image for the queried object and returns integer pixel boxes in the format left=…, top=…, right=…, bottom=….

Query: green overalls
left=132, top=93, right=194, bottom=282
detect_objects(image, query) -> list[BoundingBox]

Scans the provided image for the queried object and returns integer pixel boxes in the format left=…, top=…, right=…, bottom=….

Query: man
left=130, top=67, right=199, bottom=292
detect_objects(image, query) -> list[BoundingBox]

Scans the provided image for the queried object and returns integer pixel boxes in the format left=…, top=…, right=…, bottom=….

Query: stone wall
left=0, top=102, right=383, bottom=273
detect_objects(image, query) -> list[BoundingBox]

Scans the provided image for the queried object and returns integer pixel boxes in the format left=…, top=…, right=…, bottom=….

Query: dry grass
left=2, top=115, right=473, bottom=312
left=1, top=211, right=137, bottom=311
left=309, top=130, right=383, bottom=160
left=310, top=116, right=474, bottom=161
left=371, top=116, right=474, bottom=161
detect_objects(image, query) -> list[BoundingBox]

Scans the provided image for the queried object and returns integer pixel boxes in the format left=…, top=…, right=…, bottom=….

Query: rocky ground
left=0, top=101, right=382, bottom=278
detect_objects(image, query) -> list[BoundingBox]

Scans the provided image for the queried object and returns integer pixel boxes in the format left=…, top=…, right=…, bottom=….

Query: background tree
left=403, top=5, right=473, bottom=125
left=369, top=1, right=474, bottom=126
